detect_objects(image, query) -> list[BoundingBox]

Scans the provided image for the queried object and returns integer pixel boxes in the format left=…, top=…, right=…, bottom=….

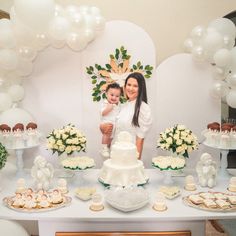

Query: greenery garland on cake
left=0, top=143, right=8, bottom=170
left=86, top=46, right=153, bottom=102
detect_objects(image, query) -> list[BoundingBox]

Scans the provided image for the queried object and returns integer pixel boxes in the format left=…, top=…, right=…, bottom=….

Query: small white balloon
left=90, top=6, right=101, bottom=16
left=0, top=92, right=12, bottom=112
left=7, top=84, right=25, bottom=102
left=94, top=16, right=106, bottom=32
left=0, top=49, right=18, bottom=71
left=223, top=35, right=235, bottom=50
left=65, top=5, right=80, bottom=17
left=54, top=4, right=65, bottom=17
left=68, top=12, right=85, bottom=29
left=66, top=32, right=88, bottom=51
left=190, top=25, right=206, bottom=41
left=33, top=33, right=50, bottom=51
left=184, top=38, right=194, bottom=52
left=84, top=28, right=95, bottom=42
left=49, top=16, right=71, bottom=41
left=226, top=89, right=236, bottom=108
left=210, top=80, right=229, bottom=98
left=228, top=73, right=236, bottom=89
left=16, top=59, right=33, bottom=77
left=50, top=39, right=65, bottom=49
left=213, top=48, right=231, bottom=67
left=17, top=46, right=37, bottom=61
left=203, top=30, right=224, bottom=53
left=192, top=46, right=205, bottom=62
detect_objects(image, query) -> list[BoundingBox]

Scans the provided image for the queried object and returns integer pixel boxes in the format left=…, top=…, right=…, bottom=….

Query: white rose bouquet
left=0, top=142, right=8, bottom=169
left=47, top=124, right=86, bottom=156
left=157, top=124, right=198, bottom=158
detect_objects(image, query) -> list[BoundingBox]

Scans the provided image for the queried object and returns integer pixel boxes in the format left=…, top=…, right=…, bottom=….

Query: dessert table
left=0, top=167, right=236, bottom=236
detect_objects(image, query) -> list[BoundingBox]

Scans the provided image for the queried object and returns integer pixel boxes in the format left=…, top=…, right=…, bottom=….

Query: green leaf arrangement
left=86, top=46, right=154, bottom=103
left=0, top=143, right=8, bottom=170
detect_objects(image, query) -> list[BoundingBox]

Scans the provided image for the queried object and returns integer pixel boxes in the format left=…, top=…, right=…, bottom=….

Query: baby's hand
left=107, top=103, right=114, bottom=111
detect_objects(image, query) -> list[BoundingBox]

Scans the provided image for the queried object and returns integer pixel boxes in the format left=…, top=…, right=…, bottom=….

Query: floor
left=206, top=220, right=228, bottom=236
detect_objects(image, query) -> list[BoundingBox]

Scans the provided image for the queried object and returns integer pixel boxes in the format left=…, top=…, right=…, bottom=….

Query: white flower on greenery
left=46, top=124, right=87, bottom=157
left=157, top=124, right=199, bottom=158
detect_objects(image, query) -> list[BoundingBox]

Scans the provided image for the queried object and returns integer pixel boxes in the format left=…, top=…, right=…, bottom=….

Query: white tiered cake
left=99, top=131, right=148, bottom=186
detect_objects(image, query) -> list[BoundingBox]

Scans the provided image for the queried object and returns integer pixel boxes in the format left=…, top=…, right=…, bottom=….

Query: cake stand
left=7, top=143, right=40, bottom=177
left=203, top=141, right=232, bottom=177
left=152, top=164, right=185, bottom=185
left=63, top=166, right=95, bottom=186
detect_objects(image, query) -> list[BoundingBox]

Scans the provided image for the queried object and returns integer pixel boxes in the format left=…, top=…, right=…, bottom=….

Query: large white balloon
left=210, top=80, right=229, bottom=98
left=0, top=20, right=16, bottom=49
left=230, top=47, right=236, bottom=73
left=0, top=107, right=34, bottom=127
left=203, top=30, right=224, bottom=53
left=226, top=89, right=236, bottom=108
left=0, top=92, right=12, bottom=112
left=213, top=48, right=231, bottom=67
left=209, top=17, right=236, bottom=39
left=228, top=73, right=236, bottom=89
left=7, top=84, right=25, bottom=102
left=14, top=0, right=55, bottom=31
left=0, top=49, right=18, bottom=71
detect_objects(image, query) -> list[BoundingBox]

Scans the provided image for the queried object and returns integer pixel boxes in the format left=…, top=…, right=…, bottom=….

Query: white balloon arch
left=0, top=0, right=105, bottom=118
left=184, top=17, right=236, bottom=108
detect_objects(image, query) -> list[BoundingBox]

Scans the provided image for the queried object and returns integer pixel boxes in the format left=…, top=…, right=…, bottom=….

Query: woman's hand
left=100, top=123, right=113, bottom=136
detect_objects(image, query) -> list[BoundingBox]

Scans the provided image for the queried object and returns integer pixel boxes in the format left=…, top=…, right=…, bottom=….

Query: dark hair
left=106, top=82, right=122, bottom=93
left=124, top=72, right=147, bottom=127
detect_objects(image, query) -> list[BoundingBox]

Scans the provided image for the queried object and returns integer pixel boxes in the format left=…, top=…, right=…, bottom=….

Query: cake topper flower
left=86, top=46, right=153, bottom=102
left=157, top=124, right=199, bottom=158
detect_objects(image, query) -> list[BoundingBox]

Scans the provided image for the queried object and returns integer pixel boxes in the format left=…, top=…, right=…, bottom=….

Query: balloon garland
left=184, top=18, right=236, bottom=108
left=0, top=0, right=106, bottom=113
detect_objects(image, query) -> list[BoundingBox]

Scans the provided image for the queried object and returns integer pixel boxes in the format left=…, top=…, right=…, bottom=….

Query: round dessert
left=207, top=122, right=220, bottom=131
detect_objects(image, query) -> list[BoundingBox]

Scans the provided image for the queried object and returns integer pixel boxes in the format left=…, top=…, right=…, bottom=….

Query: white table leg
left=220, top=149, right=229, bottom=177
left=15, top=149, right=24, bottom=177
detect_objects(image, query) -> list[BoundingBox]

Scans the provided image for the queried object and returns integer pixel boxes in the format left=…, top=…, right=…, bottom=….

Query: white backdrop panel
left=155, top=53, right=221, bottom=168
left=21, top=20, right=156, bottom=167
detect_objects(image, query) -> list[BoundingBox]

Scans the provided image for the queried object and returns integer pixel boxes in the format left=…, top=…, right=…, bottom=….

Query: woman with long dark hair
left=101, top=72, right=152, bottom=159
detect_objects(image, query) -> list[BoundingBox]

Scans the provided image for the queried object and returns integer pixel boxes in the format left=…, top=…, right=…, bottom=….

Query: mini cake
left=228, top=177, right=236, bottom=192
left=89, top=193, right=104, bottom=211
left=185, top=175, right=196, bottom=191
left=50, top=189, right=63, bottom=204
left=99, top=131, right=148, bottom=187
left=153, top=192, right=167, bottom=211
left=75, top=187, right=96, bottom=200
left=57, top=179, right=68, bottom=194
left=15, top=178, right=26, bottom=194
left=220, top=126, right=231, bottom=148
left=159, top=186, right=180, bottom=199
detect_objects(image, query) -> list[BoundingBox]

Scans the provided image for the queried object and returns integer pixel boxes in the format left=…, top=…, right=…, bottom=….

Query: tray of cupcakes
left=3, top=188, right=72, bottom=213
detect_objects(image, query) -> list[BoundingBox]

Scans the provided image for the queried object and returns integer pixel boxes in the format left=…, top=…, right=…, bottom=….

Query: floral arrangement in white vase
left=0, top=142, right=8, bottom=170
left=157, top=124, right=199, bottom=158
left=47, top=124, right=86, bottom=156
